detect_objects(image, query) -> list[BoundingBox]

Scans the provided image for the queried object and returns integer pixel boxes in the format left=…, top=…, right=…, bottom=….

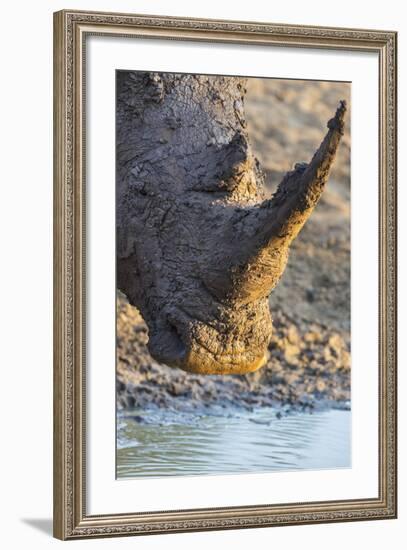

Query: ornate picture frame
left=53, top=9, right=397, bottom=540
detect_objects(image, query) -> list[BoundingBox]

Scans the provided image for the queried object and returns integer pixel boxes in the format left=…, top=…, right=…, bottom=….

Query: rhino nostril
left=148, top=320, right=187, bottom=368
left=167, top=321, right=186, bottom=353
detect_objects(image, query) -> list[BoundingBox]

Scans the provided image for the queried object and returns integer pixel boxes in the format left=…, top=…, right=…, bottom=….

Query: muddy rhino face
left=116, top=71, right=346, bottom=374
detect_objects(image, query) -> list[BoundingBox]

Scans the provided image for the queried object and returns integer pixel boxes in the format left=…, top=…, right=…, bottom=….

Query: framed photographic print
left=53, top=9, right=397, bottom=540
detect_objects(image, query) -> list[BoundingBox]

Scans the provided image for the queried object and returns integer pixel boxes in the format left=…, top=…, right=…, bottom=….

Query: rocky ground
left=117, top=78, right=351, bottom=413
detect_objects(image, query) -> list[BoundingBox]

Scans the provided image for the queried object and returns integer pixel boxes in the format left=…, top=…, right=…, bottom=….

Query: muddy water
left=116, top=407, right=350, bottom=478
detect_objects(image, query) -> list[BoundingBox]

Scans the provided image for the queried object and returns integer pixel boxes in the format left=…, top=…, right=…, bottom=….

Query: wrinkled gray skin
left=116, top=71, right=346, bottom=374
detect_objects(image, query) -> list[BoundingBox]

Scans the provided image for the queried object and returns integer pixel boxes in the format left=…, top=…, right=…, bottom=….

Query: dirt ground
left=117, top=77, right=351, bottom=412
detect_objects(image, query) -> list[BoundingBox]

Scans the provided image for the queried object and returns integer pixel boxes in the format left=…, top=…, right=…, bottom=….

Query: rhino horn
left=227, top=101, right=347, bottom=303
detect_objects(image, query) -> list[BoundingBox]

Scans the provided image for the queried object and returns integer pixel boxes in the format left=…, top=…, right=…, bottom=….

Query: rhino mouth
left=147, top=310, right=270, bottom=375
left=181, top=345, right=268, bottom=375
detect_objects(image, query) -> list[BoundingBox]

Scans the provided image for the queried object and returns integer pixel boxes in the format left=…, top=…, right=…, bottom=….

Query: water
left=116, top=406, right=351, bottom=479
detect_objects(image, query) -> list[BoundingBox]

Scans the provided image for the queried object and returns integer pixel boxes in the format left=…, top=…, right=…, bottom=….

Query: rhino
left=116, top=71, right=346, bottom=375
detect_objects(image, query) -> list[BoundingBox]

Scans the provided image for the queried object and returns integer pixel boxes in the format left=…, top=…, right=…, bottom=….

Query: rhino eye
left=191, top=131, right=255, bottom=194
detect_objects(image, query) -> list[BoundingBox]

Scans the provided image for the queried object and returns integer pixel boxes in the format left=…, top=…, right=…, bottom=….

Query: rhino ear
left=226, top=101, right=347, bottom=303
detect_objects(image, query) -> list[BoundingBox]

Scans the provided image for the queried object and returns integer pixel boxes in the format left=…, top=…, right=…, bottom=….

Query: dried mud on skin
left=117, top=78, right=351, bottom=411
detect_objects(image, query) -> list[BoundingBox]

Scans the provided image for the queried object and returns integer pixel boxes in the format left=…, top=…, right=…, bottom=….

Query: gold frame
left=53, top=9, right=397, bottom=540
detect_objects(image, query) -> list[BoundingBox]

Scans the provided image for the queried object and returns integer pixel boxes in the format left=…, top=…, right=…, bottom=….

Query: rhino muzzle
left=147, top=299, right=273, bottom=374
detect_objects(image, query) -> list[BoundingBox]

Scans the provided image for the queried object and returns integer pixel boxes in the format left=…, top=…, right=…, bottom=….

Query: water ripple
left=117, top=407, right=351, bottom=478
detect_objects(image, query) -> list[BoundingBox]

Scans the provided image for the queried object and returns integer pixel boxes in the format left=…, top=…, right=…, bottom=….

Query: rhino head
left=116, top=71, right=346, bottom=374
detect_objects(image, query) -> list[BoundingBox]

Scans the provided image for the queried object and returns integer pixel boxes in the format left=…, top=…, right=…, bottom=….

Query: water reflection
left=116, top=407, right=351, bottom=478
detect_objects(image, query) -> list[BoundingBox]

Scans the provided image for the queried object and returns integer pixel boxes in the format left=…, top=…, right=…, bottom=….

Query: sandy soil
left=117, top=78, right=351, bottom=412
